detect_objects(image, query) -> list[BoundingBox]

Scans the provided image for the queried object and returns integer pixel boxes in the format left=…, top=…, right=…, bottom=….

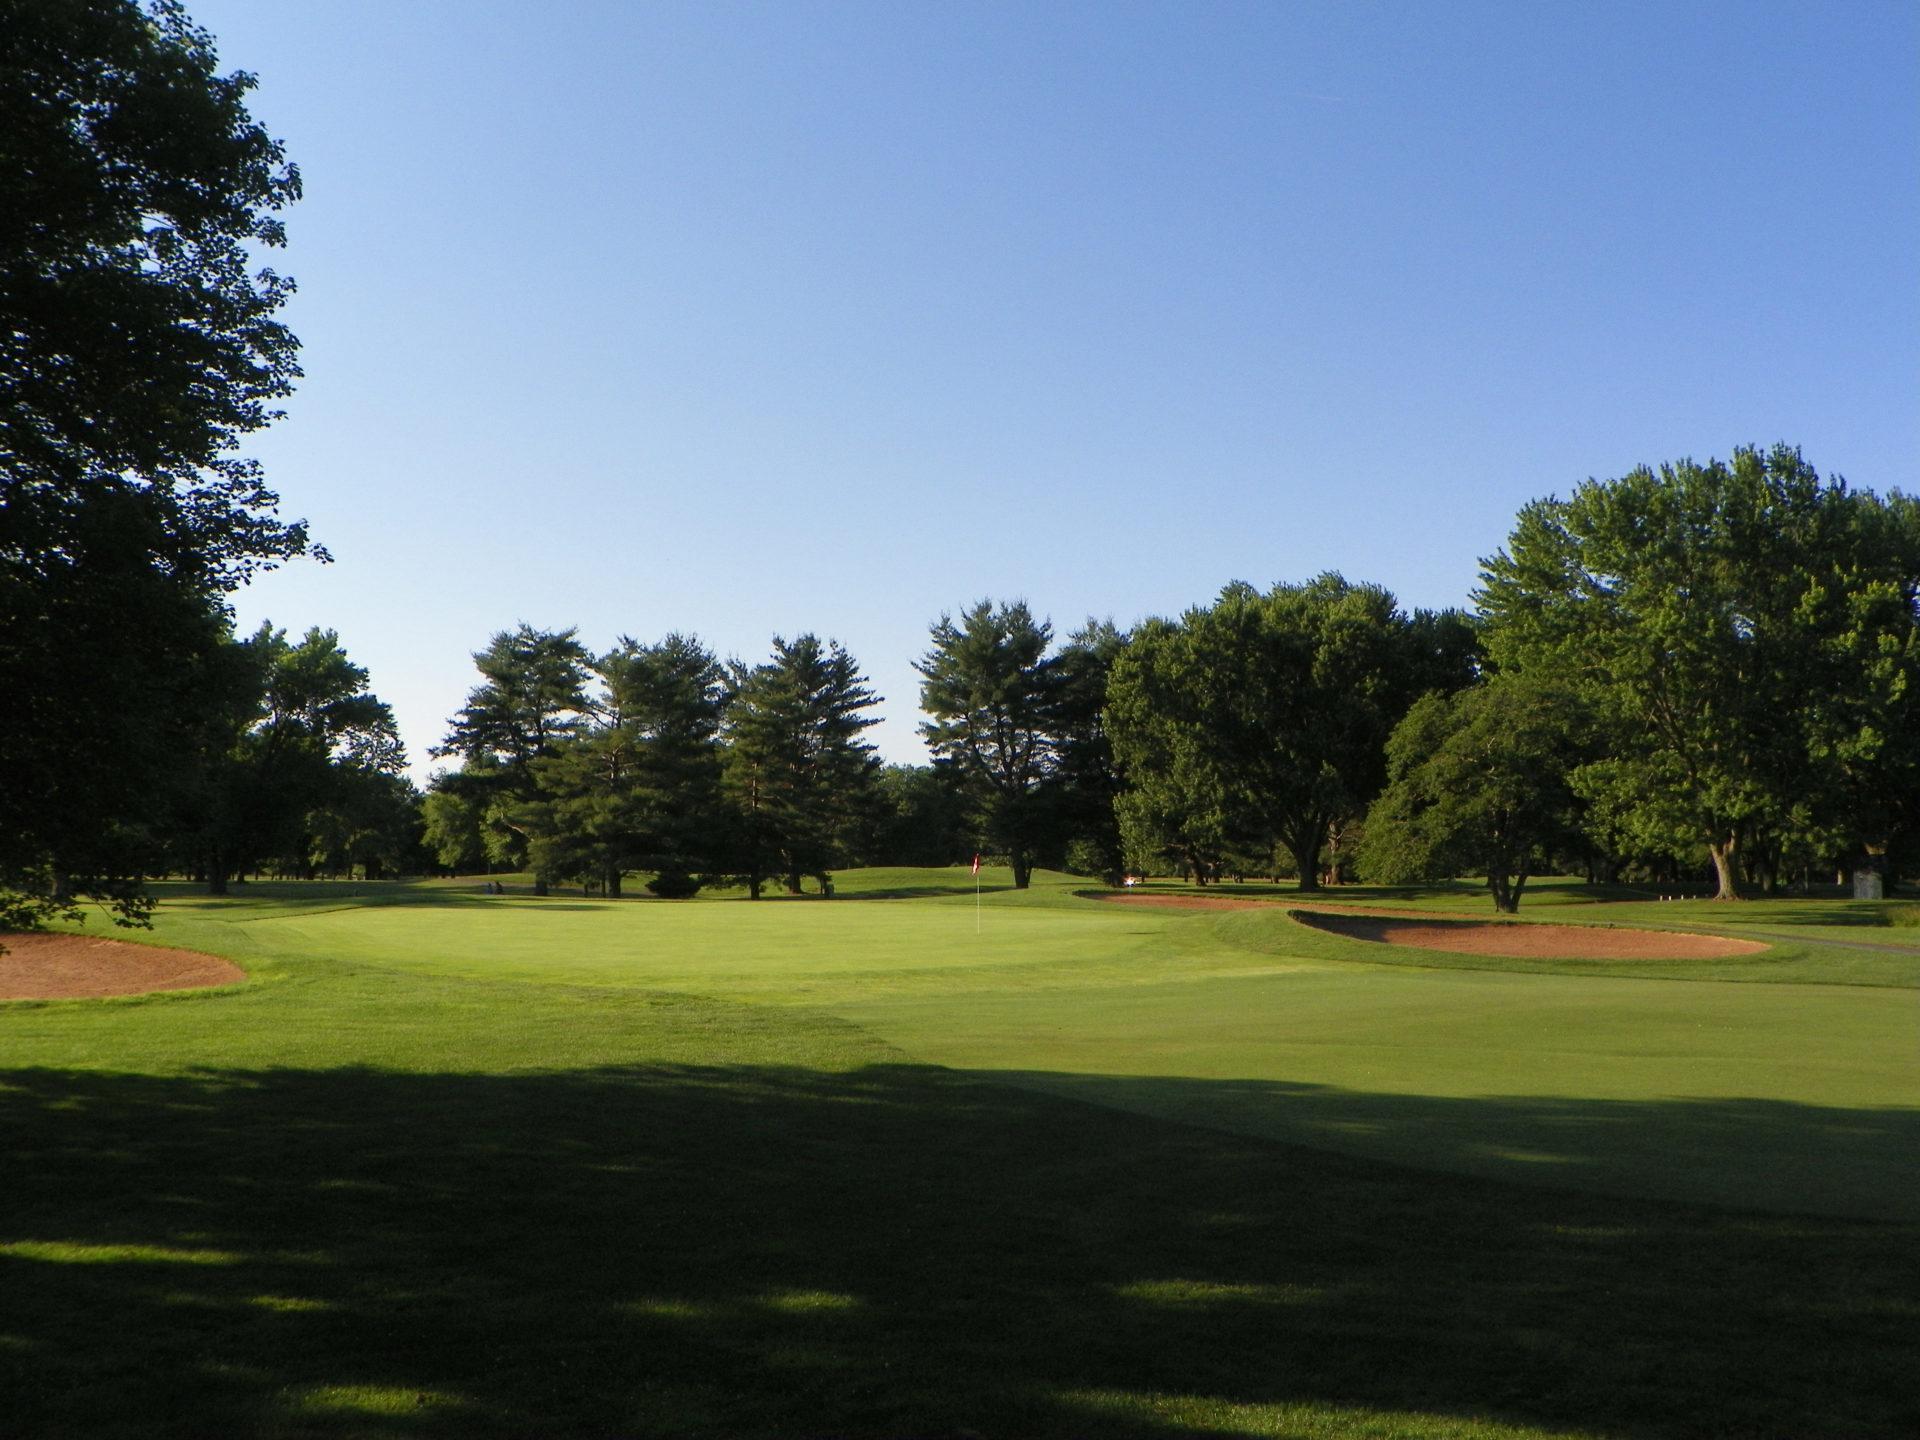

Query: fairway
left=5, top=869, right=1918, bottom=1438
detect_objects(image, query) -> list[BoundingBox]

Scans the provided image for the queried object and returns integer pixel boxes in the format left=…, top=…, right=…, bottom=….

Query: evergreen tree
left=434, top=625, right=590, bottom=894
left=528, top=634, right=727, bottom=897
left=722, top=635, right=882, bottom=898
left=916, top=600, right=1062, bottom=889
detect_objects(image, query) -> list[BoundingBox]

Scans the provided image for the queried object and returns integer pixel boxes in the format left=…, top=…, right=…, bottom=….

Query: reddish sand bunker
left=1096, top=893, right=1767, bottom=960
left=1291, top=908, right=1768, bottom=960
left=0, top=932, right=245, bottom=1000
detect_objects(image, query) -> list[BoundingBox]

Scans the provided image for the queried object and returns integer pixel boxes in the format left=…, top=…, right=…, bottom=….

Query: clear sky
left=185, top=0, right=1920, bottom=782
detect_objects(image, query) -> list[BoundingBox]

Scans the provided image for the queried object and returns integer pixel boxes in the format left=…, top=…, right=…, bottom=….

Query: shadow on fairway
left=2, top=1064, right=1914, bottom=1439
left=983, top=1071, right=1920, bottom=1225
left=828, top=883, right=1020, bottom=901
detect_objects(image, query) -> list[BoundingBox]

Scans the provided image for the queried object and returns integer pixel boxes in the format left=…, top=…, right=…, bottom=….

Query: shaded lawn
left=3, top=1056, right=1915, bottom=1440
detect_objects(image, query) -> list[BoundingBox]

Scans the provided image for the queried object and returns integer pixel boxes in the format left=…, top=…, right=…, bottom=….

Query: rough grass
left=3, top=868, right=1916, bottom=1438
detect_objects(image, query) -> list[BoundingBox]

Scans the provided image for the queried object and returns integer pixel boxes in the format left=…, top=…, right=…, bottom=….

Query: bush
left=645, top=871, right=703, bottom=899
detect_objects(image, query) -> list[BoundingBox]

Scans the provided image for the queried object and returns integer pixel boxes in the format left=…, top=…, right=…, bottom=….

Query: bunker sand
left=1099, top=893, right=1767, bottom=960
left=0, top=932, right=245, bottom=999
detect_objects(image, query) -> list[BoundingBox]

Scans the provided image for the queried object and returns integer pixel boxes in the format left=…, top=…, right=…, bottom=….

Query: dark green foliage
left=1, top=0, right=309, bottom=928
left=1049, top=619, right=1129, bottom=881
left=1478, top=445, right=1920, bottom=899
left=853, top=764, right=973, bottom=868
left=722, top=635, right=882, bottom=898
left=1107, top=576, right=1475, bottom=887
left=916, top=600, right=1062, bottom=888
left=190, top=624, right=406, bottom=890
left=1, top=0, right=303, bottom=531
left=643, top=869, right=703, bottom=899
left=434, top=626, right=591, bottom=893
left=1362, top=675, right=1595, bottom=911
left=527, top=634, right=726, bottom=897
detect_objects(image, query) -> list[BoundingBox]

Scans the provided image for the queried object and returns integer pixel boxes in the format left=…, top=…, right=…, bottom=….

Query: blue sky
left=188, top=0, right=1920, bottom=780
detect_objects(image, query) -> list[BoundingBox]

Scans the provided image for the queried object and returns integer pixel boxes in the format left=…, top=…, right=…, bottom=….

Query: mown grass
left=3, top=869, right=1916, bottom=1437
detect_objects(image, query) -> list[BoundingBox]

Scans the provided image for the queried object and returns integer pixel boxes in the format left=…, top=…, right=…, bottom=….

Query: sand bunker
left=1095, top=892, right=1766, bottom=960
left=1290, top=908, right=1768, bottom=960
left=0, top=932, right=245, bottom=1000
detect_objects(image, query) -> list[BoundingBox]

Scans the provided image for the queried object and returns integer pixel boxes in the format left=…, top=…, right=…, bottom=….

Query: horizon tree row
left=419, top=609, right=1132, bottom=897
left=423, top=628, right=898, bottom=898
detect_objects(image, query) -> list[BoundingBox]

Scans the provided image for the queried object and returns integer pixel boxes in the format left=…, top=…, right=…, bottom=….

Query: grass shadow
left=2, top=1062, right=1914, bottom=1438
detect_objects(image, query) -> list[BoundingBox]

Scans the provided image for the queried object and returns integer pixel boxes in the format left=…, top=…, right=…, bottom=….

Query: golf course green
left=4, top=868, right=1916, bottom=1438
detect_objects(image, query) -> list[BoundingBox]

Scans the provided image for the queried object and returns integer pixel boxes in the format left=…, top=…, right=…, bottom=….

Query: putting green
left=15, top=875, right=1918, bottom=1222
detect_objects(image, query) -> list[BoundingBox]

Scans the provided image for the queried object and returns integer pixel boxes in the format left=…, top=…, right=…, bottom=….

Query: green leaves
left=1106, top=575, right=1476, bottom=886
left=1362, top=676, right=1593, bottom=911
left=1477, top=445, right=1920, bottom=897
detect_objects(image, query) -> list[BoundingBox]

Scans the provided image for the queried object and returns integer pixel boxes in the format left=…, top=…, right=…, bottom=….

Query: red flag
left=971, top=853, right=981, bottom=876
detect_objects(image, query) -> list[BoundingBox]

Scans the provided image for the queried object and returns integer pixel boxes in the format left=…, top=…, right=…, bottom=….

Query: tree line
left=7, top=5, right=1918, bottom=933
left=414, top=445, right=1920, bottom=910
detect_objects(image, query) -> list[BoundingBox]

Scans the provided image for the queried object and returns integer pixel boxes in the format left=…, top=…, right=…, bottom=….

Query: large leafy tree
left=1107, top=577, right=1472, bottom=890
left=916, top=600, right=1062, bottom=889
left=1106, top=611, right=1247, bottom=884
left=722, top=635, right=882, bottom=899
left=1477, top=445, right=1920, bottom=899
left=1360, top=675, right=1593, bottom=912
left=193, top=625, right=404, bottom=892
left=1, top=0, right=311, bottom=929
left=434, top=626, right=591, bottom=894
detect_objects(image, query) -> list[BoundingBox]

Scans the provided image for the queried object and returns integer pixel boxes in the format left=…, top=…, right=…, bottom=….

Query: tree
left=194, top=625, right=404, bottom=892
left=916, top=600, right=1062, bottom=889
left=1477, top=445, right=1920, bottom=900
left=1050, top=619, right=1129, bottom=881
left=1, top=0, right=311, bottom=930
left=1360, top=675, right=1592, bottom=912
left=722, top=635, right=882, bottom=899
left=434, top=626, right=590, bottom=895
left=853, top=765, right=972, bottom=869
left=530, top=633, right=727, bottom=898
left=1106, top=577, right=1470, bottom=891
left=1106, top=613, right=1245, bottom=884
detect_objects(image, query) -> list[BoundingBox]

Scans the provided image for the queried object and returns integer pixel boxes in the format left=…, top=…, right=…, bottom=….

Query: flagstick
left=975, top=866, right=981, bottom=934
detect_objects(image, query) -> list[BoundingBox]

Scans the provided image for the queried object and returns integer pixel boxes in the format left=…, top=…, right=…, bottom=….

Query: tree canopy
left=1107, top=576, right=1477, bottom=888
left=1361, top=675, right=1593, bottom=912
left=1, top=0, right=310, bottom=930
left=1477, top=445, right=1920, bottom=899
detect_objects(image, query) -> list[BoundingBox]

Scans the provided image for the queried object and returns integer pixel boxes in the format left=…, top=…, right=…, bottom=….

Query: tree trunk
left=1287, top=820, right=1325, bottom=894
left=1708, top=838, right=1743, bottom=900
left=748, top=875, right=763, bottom=900
left=532, top=877, right=549, bottom=897
left=605, top=868, right=622, bottom=898
left=1011, top=847, right=1031, bottom=889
